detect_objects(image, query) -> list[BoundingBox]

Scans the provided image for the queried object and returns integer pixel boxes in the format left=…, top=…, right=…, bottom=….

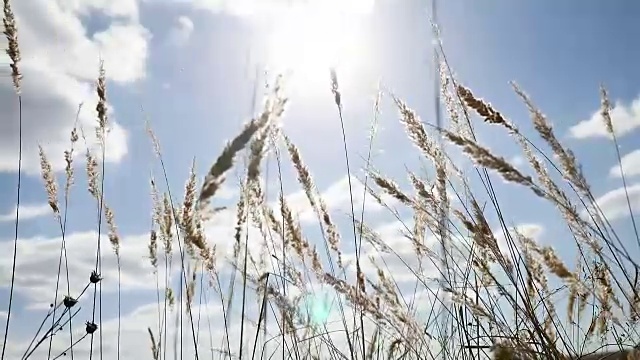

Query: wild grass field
left=2, top=0, right=640, bottom=359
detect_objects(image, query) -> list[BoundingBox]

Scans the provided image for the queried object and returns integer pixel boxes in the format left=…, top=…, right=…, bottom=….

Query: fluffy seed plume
left=148, top=229, right=158, bottom=270
left=197, top=83, right=287, bottom=211
left=182, top=161, right=211, bottom=262
left=283, top=133, right=320, bottom=212
left=511, top=82, right=590, bottom=196
left=440, top=63, right=472, bottom=138
left=197, top=118, right=265, bottom=209
left=145, top=121, right=162, bottom=159
left=95, top=61, right=108, bottom=145
left=369, top=171, right=412, bottom=206
left=444, top=131, right=545, bottom=197
left=161, top=193, right=173, bottom=256
left=247, top=126, right=270, bottom=183
left=600, top=85, right=614, bottom=136
left=64, top=124, right=79, bottom=200
left=105, top=204, right=120, bottom=256
left=3, top=0, right=21, bottom=93
left=330, top=68, right=341, bottom=108
left=38, top=146, right=60, bottom=215
left=181, top=160, right=198, bottom=254
left=393, top=96, right=442, bottom=162
left=85, top=150, right=100, bottom=199
left=457, top=85, right=517, bottom=133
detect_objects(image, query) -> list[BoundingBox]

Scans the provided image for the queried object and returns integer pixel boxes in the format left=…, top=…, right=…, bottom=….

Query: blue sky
left=1, top=0, right=640, bottom=358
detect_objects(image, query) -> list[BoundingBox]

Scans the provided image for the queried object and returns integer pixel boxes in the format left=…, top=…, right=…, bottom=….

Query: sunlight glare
left=264, top=0, right=374, bottom=89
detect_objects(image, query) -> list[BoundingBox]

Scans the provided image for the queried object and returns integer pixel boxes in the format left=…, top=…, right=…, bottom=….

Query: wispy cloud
left=0, top=203, right=51, bottom=222
left=179, top=0, right=375, bottom=18
left=569, top=95, right=640, bottom=139
left=0, top=230, right=160, bottom=308
left=0, top=205, right=258, bottom=309
left=591, top=183, right=640, bottom=221
left=2, top=300, right=232, bottom=359
left=609, top=149, right=640, bottom=179
left=0, top=0, right=148, bottom=174
left=495, top=223, right=545, bottom=249
left=281, top=175, right=398, bottom=224
left=167, top=15, right=194, bottom=46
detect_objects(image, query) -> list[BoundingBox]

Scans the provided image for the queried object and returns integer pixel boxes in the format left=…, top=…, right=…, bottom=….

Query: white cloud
left=569, top=96, right=640, bottom=139
left=341, top=219, right=466, bottom=285
left=366, top=226, right=440, bottom=283
left=281, top=175, right=398, bottom=225
left=3, top=300, right=240, bottom=360
left=0, top=203, right=51, bottom=222
left=57, top=0, right=139, bottom=20
left=0, top=0, right=150, bottom=174
left=13, top=0, right=148, bottom=84
left=0, top=230, right=161, bottom=308
left=0, top=203, right=267, bottom=309
left=174, top=0, right=375, bottom=18
left=92, top=24, right=151, bottom=82
left=495, top=223, right=545, bottom=251
left=0, top=203, right=289, bottom=360
left=609, top=149, right=640, bottom=179
left=0, top=215, right=537, bottom=360
left=9, top=292, right=411, bottom=360
left=201, top=207, right=266, bottom=264
left=167, top=16, right=194, bottom=46
left=592, top=183, right=640, bottom=221
left=0, top=61, right=129, bottom=174
left=338, top=221, right=543, bottom=290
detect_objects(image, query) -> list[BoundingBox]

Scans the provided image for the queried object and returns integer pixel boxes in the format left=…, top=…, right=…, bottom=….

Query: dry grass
left=3, top=0, right=21, bottom=94
left=3, top=2, right=640, bottom=360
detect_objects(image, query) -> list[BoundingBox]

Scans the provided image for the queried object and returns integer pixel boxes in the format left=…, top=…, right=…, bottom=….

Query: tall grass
left=2, top=0, right=21, bottom=358
left=2, top=1, right=640, bottom=360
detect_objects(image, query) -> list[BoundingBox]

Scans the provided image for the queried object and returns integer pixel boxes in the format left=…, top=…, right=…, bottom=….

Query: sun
left=262, top=0, right=374, bottom=89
